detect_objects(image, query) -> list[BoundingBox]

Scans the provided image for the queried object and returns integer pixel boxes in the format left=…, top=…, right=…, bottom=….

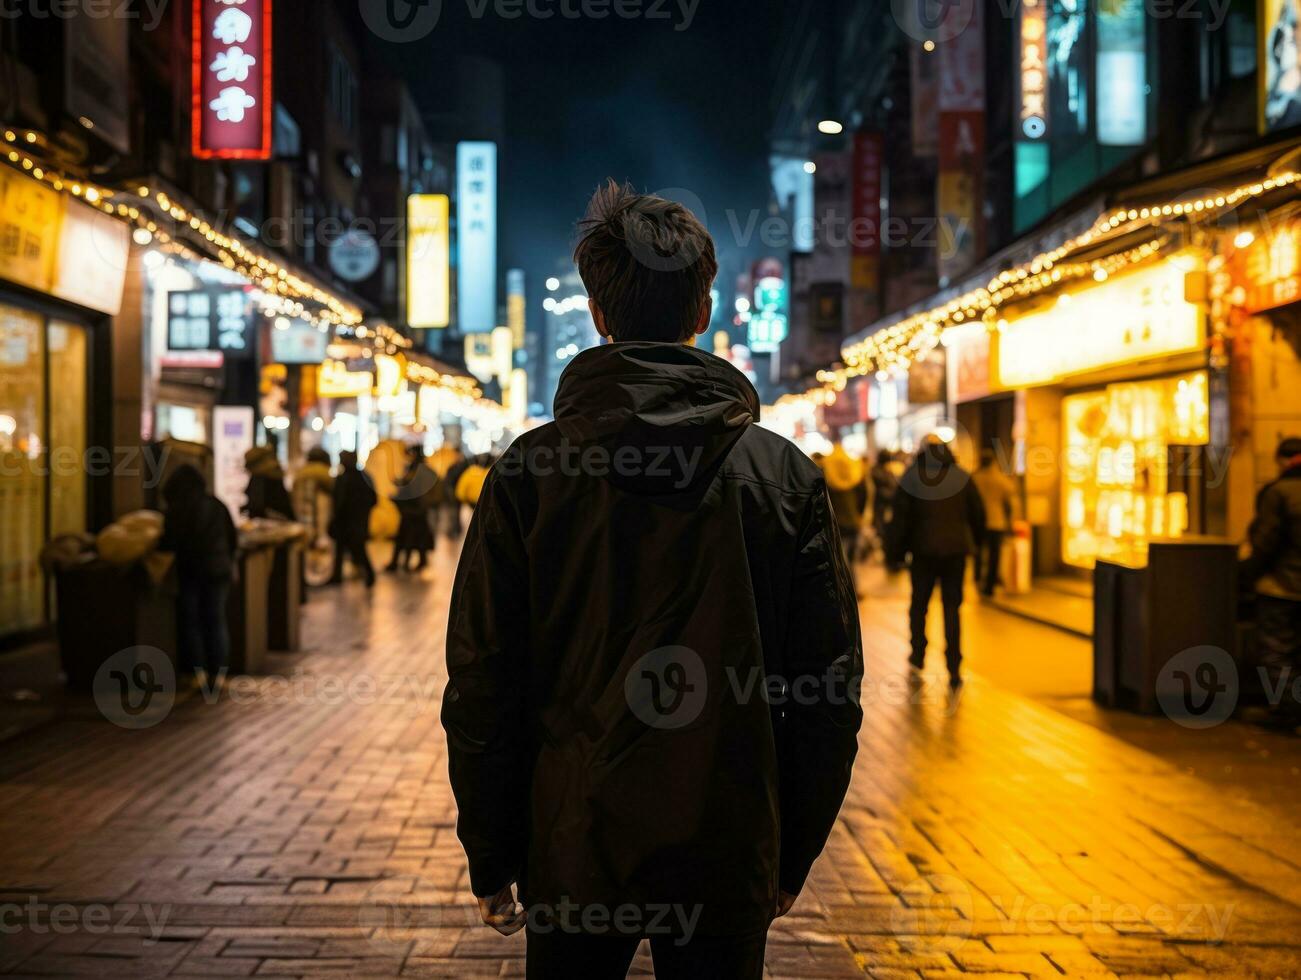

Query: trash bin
left=267, top=534, right=305, bottom=652
left=228, top=543, right=273, bottom=674
left=53, top=556, right=177, bottom=690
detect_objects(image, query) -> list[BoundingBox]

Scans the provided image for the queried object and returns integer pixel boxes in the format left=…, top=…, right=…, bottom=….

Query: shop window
left=0, top=305, right=47, bottom=634
left=48, top=321, right=87, bottom=539
left=1062, top=371, right=1210, bottom=569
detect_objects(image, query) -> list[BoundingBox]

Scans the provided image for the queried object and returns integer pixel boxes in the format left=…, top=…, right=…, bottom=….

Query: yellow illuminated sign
left=317, top=360, right=372, bottom=398
left=407, top=194, right=450, bottom=328
left=997, top=254, right=1205, bottom=388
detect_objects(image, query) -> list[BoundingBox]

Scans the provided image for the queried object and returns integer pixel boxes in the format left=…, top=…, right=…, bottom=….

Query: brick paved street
left=2, top=544, right=1301, bottom=978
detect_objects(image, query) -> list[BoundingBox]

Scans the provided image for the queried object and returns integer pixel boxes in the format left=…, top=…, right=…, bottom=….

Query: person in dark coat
left=242, top=444, right=294, bottom=521
left=870, top=450, right=902, bottom=567
left=328, top=450, right=377, bottom=587
left=1245, top=436, right=1301, bottom=728
left=442, top=181, right=863, bottom=979
left=387, top=447, right=438, bottom=572
left=159, top=464, right=238, bottom=680
left=887, top=434, right=986, bottom=688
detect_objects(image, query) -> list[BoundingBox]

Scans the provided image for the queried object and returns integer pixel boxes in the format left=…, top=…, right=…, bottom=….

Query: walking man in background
left=970, top=448, right=1017, bottom=597
left=888, top=435, right=985, bottom=688
left=327, top=450, right=377, bottom=588
left=443, top=181, right=863, bottom=979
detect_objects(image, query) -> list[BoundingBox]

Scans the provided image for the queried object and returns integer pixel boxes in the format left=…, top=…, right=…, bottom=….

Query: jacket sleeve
left=441, top=460, right=531, bottom=897
left=1250, top=485, right=1286, bottom=569
left=776, top=484, right=864, bottom=895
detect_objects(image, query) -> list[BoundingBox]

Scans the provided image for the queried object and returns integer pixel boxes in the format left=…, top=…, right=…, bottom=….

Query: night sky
left=382, top=0, right=782, bottom=319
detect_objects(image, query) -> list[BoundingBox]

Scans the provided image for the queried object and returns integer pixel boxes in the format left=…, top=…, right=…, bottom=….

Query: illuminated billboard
left=457, top=142, right=498, bottom=334
left=192, top=0, right=273, bottom=160
left=407, top=194, right=450, bottom=328
left=1263, top=0, right=1301, bottom=132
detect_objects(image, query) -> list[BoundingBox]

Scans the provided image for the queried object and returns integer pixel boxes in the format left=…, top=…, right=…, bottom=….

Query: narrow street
left=2, top=544, right=1300, bottom=979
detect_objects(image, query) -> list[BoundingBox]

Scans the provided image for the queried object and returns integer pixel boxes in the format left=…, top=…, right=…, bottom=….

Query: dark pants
left=332, top=536, right=375, bottom=586
left=526, top=926, right=768, bottom=980
left=909, top=555, right=966, bottom=672
left=975, top=530, right=1005, bottom=596
left=177, top=578, right=230, bottom=676
left=1256, top=595, right=1301, bottom=722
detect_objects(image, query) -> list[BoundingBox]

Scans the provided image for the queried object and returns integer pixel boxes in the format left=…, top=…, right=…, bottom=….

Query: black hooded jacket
left=442, top=342, right=863, bottom=936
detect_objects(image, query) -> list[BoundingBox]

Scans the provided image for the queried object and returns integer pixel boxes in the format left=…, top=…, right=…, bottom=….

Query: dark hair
left=163, top=463, right=207, bottom=506
left=918, top=436, right=955, bottom=469
left=980, top=448, right=996, bottom=467
left=307, top=447, right=331, bottom=465
left=573, top=180, right=718, bottom=343
left=876, top=449, right=893, bottom=466
left=339, top=450, right=359, bottom=469
left=1278, top=437, right=1301, bottom=460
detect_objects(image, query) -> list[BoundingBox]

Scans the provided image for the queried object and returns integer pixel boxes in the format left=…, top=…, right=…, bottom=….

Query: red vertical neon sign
left=192, top=0, right=273, bottom=160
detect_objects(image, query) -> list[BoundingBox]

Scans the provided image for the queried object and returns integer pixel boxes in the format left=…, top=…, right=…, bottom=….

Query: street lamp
left=817, top=120, right=844, bottom=135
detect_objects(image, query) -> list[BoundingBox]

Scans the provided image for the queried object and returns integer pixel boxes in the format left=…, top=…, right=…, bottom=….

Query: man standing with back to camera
left=442, top=181, right=863, bottom=979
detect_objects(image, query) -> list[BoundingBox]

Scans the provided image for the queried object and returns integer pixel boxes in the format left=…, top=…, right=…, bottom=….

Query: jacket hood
left=553, top=342, right=760, bottom=495
left=822, top=446, right=864, bottom=491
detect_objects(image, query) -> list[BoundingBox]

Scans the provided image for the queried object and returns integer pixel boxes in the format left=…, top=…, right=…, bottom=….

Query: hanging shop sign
left=166, top=288, right=256, bottom=359
left=213, top=405, right=255, bottom=519
left=192, top=0, right=273, bottom=160
left=997, top=255, right=1205, bottom=388
left=1232, top=219, right=1301, bottom=313
left=1263, top=0, right=1301, bottom=133
left=65, top=9, right=130, bottom=154
left=507, top=268, right=526, bottom=347
left=944, top=324, right=992, bottom=404
left=1018, top=0, right=1049, bottom=141
left=329, top=228, right=381, bottom=283
left=1096, top=0, right=1147, bottom=146
left=317, top=359, right=373, bottom=398
left=851, top=132, right=883, bottom=296
left=0, top=169, right=62, bottom=295
left=270, top=320, right=329, bottom=364
left=937, top=0, right=984, bottom=283
left=407, top=194, right=451, bottom=328
left=52, top=200, right=129, bottom=316
left=456, top=142, right=498, bottom=334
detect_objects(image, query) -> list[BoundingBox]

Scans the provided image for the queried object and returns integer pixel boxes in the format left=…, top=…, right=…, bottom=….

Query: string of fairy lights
left=1, top=125, right=496, bottom=406
left=772, top=168, right=1301, bottom=412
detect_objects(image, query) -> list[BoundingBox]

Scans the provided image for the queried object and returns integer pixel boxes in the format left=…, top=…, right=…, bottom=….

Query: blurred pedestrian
left=970, top=448, right=1017, bottom=597
left=159, top=464, right=237, bottom=685
left=1244, top=436, right=1301, bottom=729
left=430, top=440, right=467, bottom=538
left=887, top=434, right=986, bottom=688
left=443, top=181, right=862, bottom=978
left=453, top=454, right=492, bottom=509
left=243, top=444, right=294, bottom=521
left=387, top=446, right=438, bottom=572
left=820, top=443, right=869, bottom=568
left=328, top=450, right=377, bottom=587
left=293, top=447, right=335, bottom=542
left=870, top=450, right=901, bottom=567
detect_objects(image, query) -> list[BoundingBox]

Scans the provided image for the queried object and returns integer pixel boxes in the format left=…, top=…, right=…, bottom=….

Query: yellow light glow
left=407, top=194, right=451, bottom=328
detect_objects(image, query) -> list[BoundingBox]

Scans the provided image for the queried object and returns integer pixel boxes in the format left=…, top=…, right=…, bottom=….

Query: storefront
left=0, top=169, right=128, bottom=642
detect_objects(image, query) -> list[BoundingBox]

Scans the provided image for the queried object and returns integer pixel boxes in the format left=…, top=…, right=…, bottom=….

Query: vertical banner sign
left=192, top=0, right=273, bottom=160
left=213, top=406, right=255, bottom=520
left=407, top=194, right=450, bottom=328
left=1097, top=0, right=1147, bottom=145
left=1018, top=0, right=1049, bottom=142
left=937, top=1, right=984, bottom=282
left=507, top=269, right=526, bottom=348
left=851, top=132, right=882, bottom=297
left=909, top=42, right=938, bottom=158
left=1262, top=0, right=1301, bottom=132
left=456, top=142, right=498, bottom=335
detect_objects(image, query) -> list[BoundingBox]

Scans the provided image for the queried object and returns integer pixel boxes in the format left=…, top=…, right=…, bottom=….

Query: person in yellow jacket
left=455, top=458, right=491, bottom=508
left=818, top=444, right=869, bottom=567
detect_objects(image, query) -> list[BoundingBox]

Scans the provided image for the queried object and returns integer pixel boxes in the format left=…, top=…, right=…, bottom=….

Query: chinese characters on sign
left=192, top=0, right=272, bottom=159
left=1018, top=0, right=1048, bottom=141
left=0, top=170, right=62, bottom=294
left=167, top=288, right=255, bottom=358
left=1233, top=220, right=1301, bottom=313
left=457, top=142, right=498, bottom=334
